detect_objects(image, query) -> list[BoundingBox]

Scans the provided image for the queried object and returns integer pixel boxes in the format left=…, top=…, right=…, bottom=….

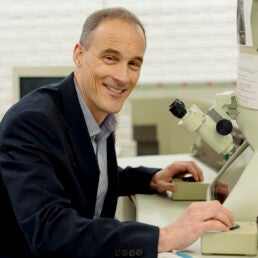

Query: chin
left=108, top=106, right=123, bottom=115
left=105, top=101, right=124, bottom=114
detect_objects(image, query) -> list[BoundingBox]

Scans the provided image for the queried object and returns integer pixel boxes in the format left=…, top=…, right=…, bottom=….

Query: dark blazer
left=0, top=73, right=160, bottom=258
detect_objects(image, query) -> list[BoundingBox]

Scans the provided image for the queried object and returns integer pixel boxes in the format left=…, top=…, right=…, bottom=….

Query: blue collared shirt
left=74, top=80, right=117, bottom=217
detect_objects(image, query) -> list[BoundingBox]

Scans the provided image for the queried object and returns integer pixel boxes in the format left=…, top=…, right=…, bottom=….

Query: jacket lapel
left=59, top=73, right=100, bottom=217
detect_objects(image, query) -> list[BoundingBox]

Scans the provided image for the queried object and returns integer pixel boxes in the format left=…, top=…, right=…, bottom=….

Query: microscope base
left=171, top=179, right=209, bottom=201
left=201, top=221, right=257, bottom=256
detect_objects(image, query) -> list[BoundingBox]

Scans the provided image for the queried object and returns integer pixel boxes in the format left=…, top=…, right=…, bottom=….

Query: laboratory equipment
left=170, top=0, right=258, bottom=255
left=171, top=177, right=209, bottom=201
left=201, top=221, right=257, bottom=256
left=170, top=0, right=258, bottom=223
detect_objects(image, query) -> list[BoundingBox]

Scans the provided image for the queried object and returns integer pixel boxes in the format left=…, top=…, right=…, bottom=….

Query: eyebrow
left=101, top=48, right=143, bottom=63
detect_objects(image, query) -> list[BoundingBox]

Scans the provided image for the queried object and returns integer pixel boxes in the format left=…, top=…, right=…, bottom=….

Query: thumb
left=163, top=182, right=177, bottom=192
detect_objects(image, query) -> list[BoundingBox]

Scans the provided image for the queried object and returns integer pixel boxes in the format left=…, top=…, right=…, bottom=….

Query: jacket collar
left=58, top=73, right=118, bottom=218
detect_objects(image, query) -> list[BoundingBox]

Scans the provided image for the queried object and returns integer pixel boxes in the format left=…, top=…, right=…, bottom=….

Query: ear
left=73, top=43, right=84, bottom=67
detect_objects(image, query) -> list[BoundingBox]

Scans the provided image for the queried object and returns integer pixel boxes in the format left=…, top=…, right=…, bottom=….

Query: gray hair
left=79, top=7, right=146, bottom=49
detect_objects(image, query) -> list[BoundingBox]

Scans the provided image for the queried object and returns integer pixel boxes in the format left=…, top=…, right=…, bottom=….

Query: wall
left=129, top=82, right=237, bottom=155
left=0, top=0, right=237, bottom=156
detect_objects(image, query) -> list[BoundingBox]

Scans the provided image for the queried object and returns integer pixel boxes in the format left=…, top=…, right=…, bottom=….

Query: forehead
left=89, top=19, right=146, bottom=57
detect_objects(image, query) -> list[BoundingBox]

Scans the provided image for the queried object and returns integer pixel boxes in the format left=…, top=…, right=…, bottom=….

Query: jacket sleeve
left=118, top=166, right=160, bottom=196
left=0, top=110, right=160, bottom=258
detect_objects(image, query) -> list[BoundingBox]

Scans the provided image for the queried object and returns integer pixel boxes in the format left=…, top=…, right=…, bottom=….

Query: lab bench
left=118, top=154, right=258, bottom=258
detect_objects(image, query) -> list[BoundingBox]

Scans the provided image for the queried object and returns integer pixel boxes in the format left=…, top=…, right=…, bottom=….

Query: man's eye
left=129, top=61, right=141, bottom=70
left=103, top=56, right=116, bottom=63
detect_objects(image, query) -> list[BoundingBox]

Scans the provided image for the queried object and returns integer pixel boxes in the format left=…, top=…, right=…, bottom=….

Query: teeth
left=106, top=86, right=123, bottom=94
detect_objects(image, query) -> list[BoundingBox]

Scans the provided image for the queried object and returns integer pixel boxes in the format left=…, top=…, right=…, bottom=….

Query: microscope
left=170, top=0, right=258, bottom=255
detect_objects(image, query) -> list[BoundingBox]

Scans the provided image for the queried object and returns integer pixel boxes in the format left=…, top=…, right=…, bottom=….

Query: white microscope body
left=170, top=0, right=258, bottom=222
left=226, top=0, right=258, bottom=222
left=170, top=0, right=258, bottom=255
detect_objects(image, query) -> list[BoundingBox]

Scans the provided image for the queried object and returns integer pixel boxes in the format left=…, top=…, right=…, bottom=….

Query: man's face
left=73, top=19, right=146, bottom=124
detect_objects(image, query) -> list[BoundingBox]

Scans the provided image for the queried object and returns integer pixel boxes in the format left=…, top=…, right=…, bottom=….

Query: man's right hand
left=158, top=200, right=234, bottom=252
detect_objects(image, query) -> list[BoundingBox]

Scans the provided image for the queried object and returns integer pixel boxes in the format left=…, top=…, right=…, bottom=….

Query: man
left=0, top=7, right=233, bottom=258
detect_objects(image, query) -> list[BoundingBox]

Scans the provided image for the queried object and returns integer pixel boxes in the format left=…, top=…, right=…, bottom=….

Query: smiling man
left=0, top=7, right=233, bottom=258
left=73, top=17, right=145, bottom=124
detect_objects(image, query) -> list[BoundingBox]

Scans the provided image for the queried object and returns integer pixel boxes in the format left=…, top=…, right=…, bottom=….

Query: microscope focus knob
left=216, top=119, right=233, bottom=135
left=169, top=99, right=187, bottom=118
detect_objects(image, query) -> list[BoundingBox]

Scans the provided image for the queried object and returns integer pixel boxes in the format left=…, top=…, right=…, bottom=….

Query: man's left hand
left=150, top=160, right=204, bottom=193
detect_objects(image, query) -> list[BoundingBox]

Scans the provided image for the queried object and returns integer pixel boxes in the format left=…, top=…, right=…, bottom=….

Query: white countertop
left=117, top=154, right=258, bottom=258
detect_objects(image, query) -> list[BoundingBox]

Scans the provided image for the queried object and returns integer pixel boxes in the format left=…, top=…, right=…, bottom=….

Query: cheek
left=91, top=70, right=106, bottom=91
left=133, top=72, right=141, bottom=84
left=126, top=84, right=137, bottom=97
left=82, top=64, right=102, bottom=88
left=86, top=56, right=107, bottom=74
left=83, top=57, right=104, bottom=79
left=129, top=71, right=141, bottom=89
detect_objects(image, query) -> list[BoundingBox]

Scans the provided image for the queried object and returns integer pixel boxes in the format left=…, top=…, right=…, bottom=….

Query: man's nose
left=113, top=64, right=130, bottom=85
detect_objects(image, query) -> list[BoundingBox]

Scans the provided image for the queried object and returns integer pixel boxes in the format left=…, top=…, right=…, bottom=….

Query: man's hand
left=150, top=160, right=204, bottom=193
left=158, top=200, right=234, bottom=252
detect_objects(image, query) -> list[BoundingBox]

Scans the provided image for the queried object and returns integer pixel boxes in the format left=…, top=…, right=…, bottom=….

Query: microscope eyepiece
left=169, top=99, right=187, bottom=118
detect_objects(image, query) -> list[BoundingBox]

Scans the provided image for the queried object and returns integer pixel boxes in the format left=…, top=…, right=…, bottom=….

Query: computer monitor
left=12, top=66, right=73, bottom=103
left=208, top=141, right=254, bottom=204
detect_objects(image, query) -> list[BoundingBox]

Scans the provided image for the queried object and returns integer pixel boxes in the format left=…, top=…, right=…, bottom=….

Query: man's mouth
left=104, top=85, right=126, bottom=94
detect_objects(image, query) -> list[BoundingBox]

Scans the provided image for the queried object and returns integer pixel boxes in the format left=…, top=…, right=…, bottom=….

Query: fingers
left=171, top=160, right=204, bottom=182
left=202, top=219, right=231, bottom=232
left=158, top=200, right=234, bottom=252
left=152, top=160, right=204, bottom=193
left=155, top=181, right=177, bottom=193
left=163, top=182, right=177, bottom=192
left=190, top=161, right=204, bottom=181
left=190, top=200, right=234, bottom=229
